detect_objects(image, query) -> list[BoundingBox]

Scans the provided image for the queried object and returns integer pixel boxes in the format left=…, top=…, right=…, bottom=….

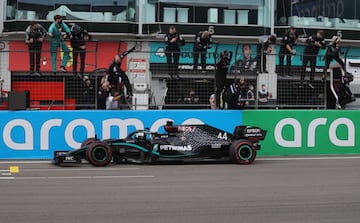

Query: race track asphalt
left=0, top=157, right=360, bottom=223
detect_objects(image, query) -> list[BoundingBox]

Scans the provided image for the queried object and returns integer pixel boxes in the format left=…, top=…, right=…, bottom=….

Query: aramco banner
left=0, top=110, right=242, bottom=159
left=243, top=110, right=360, bottom=156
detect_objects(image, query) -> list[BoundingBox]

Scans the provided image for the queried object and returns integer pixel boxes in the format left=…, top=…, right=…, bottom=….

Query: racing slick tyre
left=82, top=138, right=99, bottom=162
left=229, top=140, right=256, bottom=165
left=81, top=137, right=98, bottom=148
left=86, top=142, right=113, bottom=167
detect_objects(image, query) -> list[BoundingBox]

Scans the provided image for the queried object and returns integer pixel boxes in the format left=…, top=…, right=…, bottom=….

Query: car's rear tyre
left=81, top=137, right=98, bottom=148
left=86, top=142, right=113, bottom=167
left=229, top=140, right=256, bottom=164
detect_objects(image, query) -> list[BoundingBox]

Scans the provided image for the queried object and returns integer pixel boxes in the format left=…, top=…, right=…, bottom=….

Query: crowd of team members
left=25, top=14, right=136, bottom=109
left=26, top=15, right=91, bottom=77
left=25, top=17, right=347, bottom=109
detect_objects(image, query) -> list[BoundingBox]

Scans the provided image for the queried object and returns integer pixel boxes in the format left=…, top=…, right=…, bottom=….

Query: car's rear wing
left=233, top=126, right=267, bottom=142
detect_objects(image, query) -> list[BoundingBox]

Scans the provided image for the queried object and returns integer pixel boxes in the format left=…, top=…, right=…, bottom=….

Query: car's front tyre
left=86, top=142, right=113, bottom=167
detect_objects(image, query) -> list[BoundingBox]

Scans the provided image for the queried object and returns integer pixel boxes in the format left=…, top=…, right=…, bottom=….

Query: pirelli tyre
left=229, top=140, right=256, bottom=164
left=86, top=142, right=113, bottom=167
left=81, top=137, right=98, bottom=148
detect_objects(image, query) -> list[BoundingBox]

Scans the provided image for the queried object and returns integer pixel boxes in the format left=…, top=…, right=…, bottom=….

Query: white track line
left=0, top=177, right=15, bottom=180
left=1, top=173, right=12, bottom=176
left=19, top=168, right=140, bottom=172
left=13, top=175, right=154, bottom=180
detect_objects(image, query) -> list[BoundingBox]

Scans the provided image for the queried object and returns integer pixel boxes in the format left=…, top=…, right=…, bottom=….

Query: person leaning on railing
left=278, top=26, right=298, bottom=77
left=193, top=30, right=212, bottom=72
left=25, top=21, right=47, bottom=76
left=323, top=36, right=345, bottom=80
left=164, top=25, right=185, bottom=80
left=69, top=23, right=91, bottom=78
left=301, top=30, right=326, bottom=84
left=256, top=35, right=276, bottom=74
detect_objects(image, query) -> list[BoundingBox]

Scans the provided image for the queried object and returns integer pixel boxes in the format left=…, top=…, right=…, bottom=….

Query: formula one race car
left=53, top=121, right=267, bottom=166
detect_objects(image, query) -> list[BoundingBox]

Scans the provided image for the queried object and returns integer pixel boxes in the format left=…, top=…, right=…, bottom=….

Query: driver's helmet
left=135, top=132, right=146, bottom=140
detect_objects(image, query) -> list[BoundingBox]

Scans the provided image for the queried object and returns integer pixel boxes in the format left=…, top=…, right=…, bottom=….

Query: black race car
left=53, top=121, right=267, bottom=166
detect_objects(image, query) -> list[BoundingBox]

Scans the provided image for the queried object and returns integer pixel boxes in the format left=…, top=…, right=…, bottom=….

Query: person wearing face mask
left=182, top=89, right=199, bottom=104
left=48, top=15, right=71, bottom=74
left=258, top=84, right=272, bottom=105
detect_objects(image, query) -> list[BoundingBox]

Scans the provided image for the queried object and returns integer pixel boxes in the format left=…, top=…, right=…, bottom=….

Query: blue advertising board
left=0, top=110, right=242, bottom=159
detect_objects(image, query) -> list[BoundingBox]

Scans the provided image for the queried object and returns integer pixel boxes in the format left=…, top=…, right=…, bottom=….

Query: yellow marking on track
left=9, top=166, right=19, bottom=174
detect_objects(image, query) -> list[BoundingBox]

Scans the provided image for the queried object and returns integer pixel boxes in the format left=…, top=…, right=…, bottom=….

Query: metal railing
left=1, top=40, right=359, bottom=110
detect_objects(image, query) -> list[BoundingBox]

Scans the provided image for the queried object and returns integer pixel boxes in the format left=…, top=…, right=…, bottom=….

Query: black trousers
left=278, top=52, right=292, bottom=76
left=193, top=47, right=207, bottom=70
left=165, top=49, right=180, bottom=76
left=301, top=54, right=317, bottom=81
left=325, top=55, right=345, bottom=71
left=215, top=70, right=227, bottom=109
left=256, top=50, right=267, bottom=73
left=73, top=48, right=86, bottom=74
left=28, top=42, right=42, bottom=73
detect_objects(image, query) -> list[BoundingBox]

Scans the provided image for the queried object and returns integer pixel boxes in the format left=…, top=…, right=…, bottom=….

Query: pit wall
left=0, top=110, right=359, bottom=159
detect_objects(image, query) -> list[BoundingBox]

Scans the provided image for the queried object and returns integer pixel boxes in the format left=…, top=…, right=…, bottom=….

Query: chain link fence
left=0, top=39, right=359, bottom=110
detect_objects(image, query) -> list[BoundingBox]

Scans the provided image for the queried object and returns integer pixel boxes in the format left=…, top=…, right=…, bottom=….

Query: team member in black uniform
left=325, top=36, right=345, bottom=71
left=278, top=26, right=298, bottom=76
left=322, top=35, right=346, bottom=82
left=301, top=30, right=326, bottom=82
left=108, top=46, right=136, bottom=103
left=225, top=78, right=249, bottom=109
left=256, top=35, right=276, bottom=73
left=193, top=30, right=212, bottom=72
left=25, top=21, right=47, bottom=76
left=69, top=24, right=91, bottom=78
left=80, top=75, right=95, bottom=109
left=164, top=26, right=185, bottom=79
left=215, top=50, right=233, bottom=109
